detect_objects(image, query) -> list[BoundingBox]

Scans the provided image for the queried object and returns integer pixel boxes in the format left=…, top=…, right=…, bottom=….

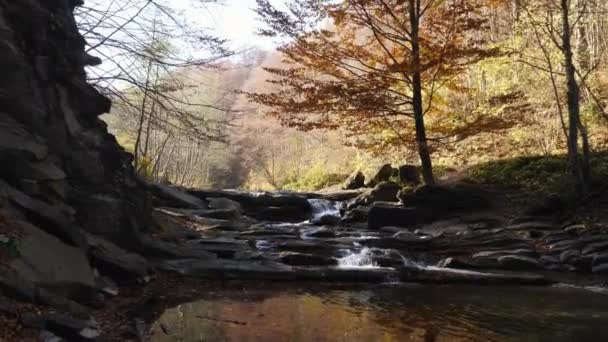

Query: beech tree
left=250, top=0, right=501, bottom=185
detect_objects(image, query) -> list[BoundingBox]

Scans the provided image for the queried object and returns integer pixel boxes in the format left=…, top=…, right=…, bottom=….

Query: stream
left=149, top=199, right=608, bottom=341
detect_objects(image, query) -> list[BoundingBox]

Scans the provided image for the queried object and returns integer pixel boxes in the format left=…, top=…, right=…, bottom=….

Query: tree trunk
left=409, top=0, right=435, bottom=185
left=560, top=0, right=588, bottom=193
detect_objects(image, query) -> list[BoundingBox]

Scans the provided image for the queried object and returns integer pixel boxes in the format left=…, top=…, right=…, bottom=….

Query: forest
left=80, top=0, right=608, bottom=196
left=1, top=0, right=608, bottom=340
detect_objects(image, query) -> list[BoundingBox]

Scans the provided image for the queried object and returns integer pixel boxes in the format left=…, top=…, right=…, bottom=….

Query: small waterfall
left=338, top=247, right=379, bottom=268
left=308, top=199, right=341, bottom=220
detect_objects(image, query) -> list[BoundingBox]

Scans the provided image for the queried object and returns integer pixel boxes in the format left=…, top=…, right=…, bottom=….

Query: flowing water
left=150, top=283, right=608, bottom=342
left=150, top=198, right=608, bottom=341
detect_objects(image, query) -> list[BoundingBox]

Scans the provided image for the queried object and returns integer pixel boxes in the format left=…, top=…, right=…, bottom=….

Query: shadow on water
left=146, top=282, right=608, bottom=342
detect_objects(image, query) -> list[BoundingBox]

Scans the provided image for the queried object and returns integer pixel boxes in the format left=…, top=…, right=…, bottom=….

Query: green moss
left=467, top=152, right=608, bottom=198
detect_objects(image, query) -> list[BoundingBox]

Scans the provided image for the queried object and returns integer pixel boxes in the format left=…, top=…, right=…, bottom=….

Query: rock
left=311, top=214, right=341, bottom=226
left=157, top=258, right=295, bottom=280
left=592, top=263, right=608, bottom=274
left=582, top=241, right=608, bottom=255
left=505, top=221, right=557, bottom=231
left=151, top=184, right=207, bottom=209
left=0, top=266, right=37, bottom=302
left=358, top=236, right=431, bottom=250
left=277, top=241, right=340, bottom=255
left=207, top=197, right=243, bottom=214
left=368, top=182, right=401, bottom=202
left=592, top=253, right=608, bottom=267
left=342, top=171, right=365, bottom=190
left=21, top=313, right=100, bottom=341
left=368, top=202, right=436, bottom=229
left=399, top=184, right=490, bottom=212
left=559, top=249, right=580, bottom=263
left=399, top=266, right=554, bottom=285
left=3, top=182, right=85, bottom=248
left=182, top=209, right=241, bottom=221
left=10, top=221, right=95, bottom=300
left=0, top=116, right=48, bottom=160
left=301, top=227, right=336, bottom=238
left=472, top=249, right=538, bottom=259
left=75, top=194, right=133, bottom=239
left=136, top=234, right=216, bottom=260
left=397, top=165, right=420, bottom=185
left=366, top=164, right=396, bottom=187
left=279, top=252, right=337, bottom=266
left=85, top=234, right=150, bottom=285
left=437, top=257, right=476, bottom=269
left=342, top=206, right=369, bottom=223
left=497, top=255, right=541, bottom=271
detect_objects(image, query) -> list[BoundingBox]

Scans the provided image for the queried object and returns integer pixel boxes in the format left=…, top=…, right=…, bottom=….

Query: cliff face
left=0, top=0, right=149, bottom=245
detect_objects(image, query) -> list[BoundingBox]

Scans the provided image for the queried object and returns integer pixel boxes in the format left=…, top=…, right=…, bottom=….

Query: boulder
left=311, top=214, right=341, bottom=226
left=366, top=164, right=396, bottom=187
left=151, top=184, right=207, bottom=209
left=397, top=165, right=420, bottom=185
left=342, top=171, right=365, bottom=190
left=10, top=221, right=95, bottom=299
left=85, top=234, right=151, bottom=285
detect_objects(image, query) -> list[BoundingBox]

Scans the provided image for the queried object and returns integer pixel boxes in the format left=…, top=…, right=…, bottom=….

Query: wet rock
left=302, top=227, right=336, bottom=238
left=311, top=214, right=341, bottom=226
left=279, top=252, right=337, bottom=266
left=358, top=236, right=430, bottom=250
left=196, top=238, right=250, bottom=259
left=277, top=241, right=340, bottom=255
left=592, top=253, right=608, bottom=267
left=157, top=258, right=295, bottom=280
left=505, top=221, right=557, bottom=231
left=85, top=234, right=150, bottom=285
left=497, top=255, right=541, bottom=271
left=151, top=184, right=207, bottom=209
left=342, top=171, right=365, bottom=190
left=342, top=206, right=369, bottom=223
left=582, top=241, right=608, bottom=255
left=399, top=266, right=554, bottom=285
left=559, top=249, right=580, bottom=264
left=437, top=257, right=476, bottom=269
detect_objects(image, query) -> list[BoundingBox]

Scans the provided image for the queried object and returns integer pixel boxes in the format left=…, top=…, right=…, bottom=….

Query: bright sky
left=179, top=0, right=285, bottom=51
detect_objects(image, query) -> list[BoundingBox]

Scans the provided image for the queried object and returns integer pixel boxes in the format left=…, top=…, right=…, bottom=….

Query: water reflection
left=151, top=284, right=608, bottom=341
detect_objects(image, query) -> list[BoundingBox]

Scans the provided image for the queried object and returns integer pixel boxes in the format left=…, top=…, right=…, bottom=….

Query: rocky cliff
left=0, top=0, right=153, bottom=337
left=0, top=0, right=150, bottom=244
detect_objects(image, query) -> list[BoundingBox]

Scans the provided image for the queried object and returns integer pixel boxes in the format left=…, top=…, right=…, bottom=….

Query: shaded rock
left=559, top=249, right=580, bottom=264
left=301, top=227, right=336, bottom=238
left=592, top=253, right=608, bottom=267
left=157, top=258, right=295, bottom=280
left=0, top=116, right=48, bottom=160
left=358, top=236, right=431, bottom=250
left=86, top=234, right=150, bottom=285
left=582, top=241, right=608, bottom=255
left=182, top=208, right=241, bottom=221
left=0, top=266, right=37, bottom=302
left=399, top=266, right=554, bottom=285
left=366, top=164, right=396, bottom=187
left=207, top=197, right=243, bottom=214
left=497, top=255, right=541, bottom=271
left=368, top=202, right=436, bottom=230
left=277, top=241, right=339, bottom=255
left=11, top=221, right=95, bottom=299
left=75, top=194, right=132, bottom=239
left=397, top=165, right=420, bottom=185
left=592, top=263, right=608, bottom=274
left=505, top=221, right=557, bottom=231
left=342, top=171, right=365, bottom=190
left=136, top=234, right=216, bottom=260
left=279, top=252, right=337, bottom=266
left=21, top=313, right=100, bottom=341
left=437, top=257, right=476, bottom=269
left=311, top=214, right=341, bottom=226
left=399, top=184, right=490, bottom=212
left=342, top=206, right=369, bottom=223
left=151, top=184, right=207, bottom=209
